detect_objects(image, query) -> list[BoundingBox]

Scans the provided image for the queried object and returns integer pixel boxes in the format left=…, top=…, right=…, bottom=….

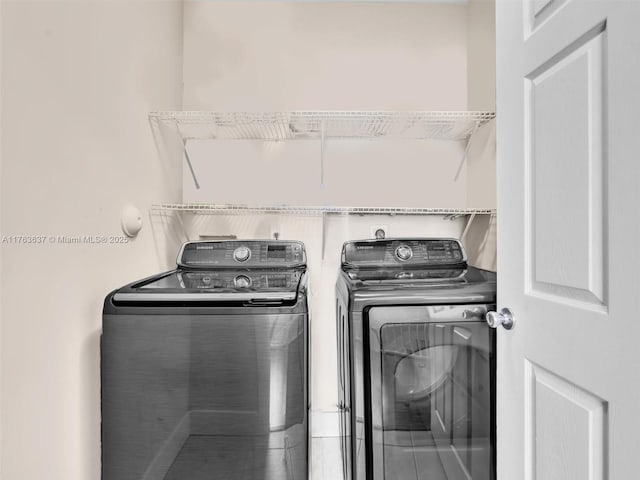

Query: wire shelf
left=151, top=203, right=496, bottom=217
left=149, top=111, right=495, bottom=142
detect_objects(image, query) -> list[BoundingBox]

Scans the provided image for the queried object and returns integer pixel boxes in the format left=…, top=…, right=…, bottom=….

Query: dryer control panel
left=342, top=238, right=466, bottom=268
left=178, top=240, right=306, bottom=268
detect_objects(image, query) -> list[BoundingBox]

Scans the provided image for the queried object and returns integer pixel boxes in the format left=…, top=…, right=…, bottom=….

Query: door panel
left=497, top=1, right=640, bottom=479
left=525, top=22, right=606, bottom=308
left=524, top=361, right=606, bottom=480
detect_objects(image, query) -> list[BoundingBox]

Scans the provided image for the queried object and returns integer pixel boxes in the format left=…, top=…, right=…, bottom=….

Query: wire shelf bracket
left=453, top=120, right=480, bottom=182
left=183, top=141, right=200, bottom=190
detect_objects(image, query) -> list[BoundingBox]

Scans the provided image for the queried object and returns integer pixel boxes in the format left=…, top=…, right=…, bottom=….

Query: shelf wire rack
left=150, top=204, right=496, bottom=259
left=149, top=111, right=495, bottom=142
left=151, top=203, right=496, bottom=217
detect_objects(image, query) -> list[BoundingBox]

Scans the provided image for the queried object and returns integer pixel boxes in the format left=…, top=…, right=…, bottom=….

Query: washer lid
left=112, top=269, right=304, bottom=303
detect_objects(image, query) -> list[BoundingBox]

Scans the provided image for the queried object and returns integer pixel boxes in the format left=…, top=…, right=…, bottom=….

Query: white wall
left=0, top=2, right=183, bottom=479
left=467, top=0, right=496, bottom=111
left=466, top=0, right=496, bottom=217
left=466, top=0, right=497, bottom=269
left=183, top=1, right=468, bottom=110
left=184, top=139, right=467, bottom=208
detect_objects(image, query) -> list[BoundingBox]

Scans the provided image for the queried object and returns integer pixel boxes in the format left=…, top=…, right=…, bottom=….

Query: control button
left=234, top=275, right=251, bottom=288
left=233, top=246, right=251, bottom=262
left=201, top=276, right=212, bottom=286
left=395, top=271, right=414, bottom=279
left=395, top=245, right=413, bottom=261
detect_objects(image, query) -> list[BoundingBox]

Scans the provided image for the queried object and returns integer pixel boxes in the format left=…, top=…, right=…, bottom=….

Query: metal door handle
left=486, top=308, right=515, bottom=330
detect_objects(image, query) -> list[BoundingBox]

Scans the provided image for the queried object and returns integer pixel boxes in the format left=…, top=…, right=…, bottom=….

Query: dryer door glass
left=368, top=305, right=495, bottom=480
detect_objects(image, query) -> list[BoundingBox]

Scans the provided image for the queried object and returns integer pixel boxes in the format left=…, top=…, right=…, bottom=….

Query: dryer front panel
left=366, top=305, right=495, bottom=480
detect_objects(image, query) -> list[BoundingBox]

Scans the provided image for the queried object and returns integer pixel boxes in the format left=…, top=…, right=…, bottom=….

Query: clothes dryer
left=336, top=238, right=496, bottom=480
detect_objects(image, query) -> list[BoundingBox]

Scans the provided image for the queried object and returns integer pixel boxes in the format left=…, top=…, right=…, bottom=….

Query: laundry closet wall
left=180, top=1, right=495, bottom=416
left=465, top=0, right=497, bottom=272
left=0, top=2, right=183, bottom=479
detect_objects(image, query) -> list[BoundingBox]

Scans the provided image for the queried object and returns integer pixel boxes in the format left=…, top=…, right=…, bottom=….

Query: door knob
left=486, top=308, right=515, bottom=330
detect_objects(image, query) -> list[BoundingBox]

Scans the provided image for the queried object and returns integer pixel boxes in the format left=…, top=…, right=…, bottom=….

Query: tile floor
left=162, top=412, right=344, bottom=480
left=163, top=413, right=487, bottom=480
left=311, top=411, right=344, bottom=480
left=311, top=436, right=343, bottom=480
left=162, top=434, right=340, bottom=480
left=165, top=436, right=259, bottom=480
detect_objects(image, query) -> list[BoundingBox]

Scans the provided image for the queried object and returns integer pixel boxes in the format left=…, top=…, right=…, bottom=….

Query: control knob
left=233, top=246, right=251, bottom=263
left=395, top=245, right=413, bottom=261
left=234, top=275, right=251, bottom=288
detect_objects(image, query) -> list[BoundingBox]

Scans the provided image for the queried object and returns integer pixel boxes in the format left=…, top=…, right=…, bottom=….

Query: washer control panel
left=178, top=240, right=306, bottom=268
left=342, top=238, right=466, bottom=267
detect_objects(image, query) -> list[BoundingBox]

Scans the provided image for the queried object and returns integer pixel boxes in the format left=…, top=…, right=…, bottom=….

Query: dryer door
left=366, top=305, right=495, bottom=480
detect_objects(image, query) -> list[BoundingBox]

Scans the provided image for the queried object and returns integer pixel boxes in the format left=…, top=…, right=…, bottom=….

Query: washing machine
left=102, top=240, right=309, bottom=480
left=336, top=238, right=496, bottom=480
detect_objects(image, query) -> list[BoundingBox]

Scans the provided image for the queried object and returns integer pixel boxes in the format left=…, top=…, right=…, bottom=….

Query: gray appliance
left=336, top=238, right=496, bottom=480
left=102, top=240, right=309, bottom=480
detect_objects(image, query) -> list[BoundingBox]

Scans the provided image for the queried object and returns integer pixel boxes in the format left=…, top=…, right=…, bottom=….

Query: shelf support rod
left=477, top=212, right=495, bottom=252
left=183, top=140, right=200, bottom=190
left=453, top=121, right=480, bottom=181
left=461, top=212, right=477, bottom=242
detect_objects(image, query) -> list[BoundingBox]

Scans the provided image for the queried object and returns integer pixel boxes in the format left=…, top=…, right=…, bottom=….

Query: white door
left=496, top=1, right=640, bottom=479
